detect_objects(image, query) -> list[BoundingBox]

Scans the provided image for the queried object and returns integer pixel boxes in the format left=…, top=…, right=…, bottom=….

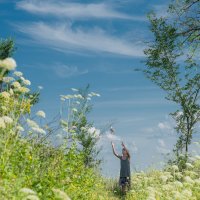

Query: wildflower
left=52, top=188, right=71, bottom=200
left=174, top=181, right=183, bottom=188
left=19, top=188, right=36, bottom=195
left=16, top=125, right=24, bottom=132
left=2, top=116, right=13, bottom=124
left=76, top=101, right=80, bottom=104
left=36, top=110, right=46, bottom=118
left=32, top=127, right=46, bottom=134
left=88, top=127, right=96, bottom=134
left=2, top=76, right=14, bottom=83
left=18, top=87, right=30, bottom=93
left=12, top=81, right=21, bottom=89
left=87, top=97, right=91, bottom=101
left=160, top=175, right=168, bottom=183
left=0, top=57, right=17, bottom=70
left=184, top=176, right=194, bottom=184
left=38, top=86, right=43, bottom=90
left=27, top=119, right=39, bottom=128
left=171, top=165, right=179, bottom=171
left=13, top=71, right=23, bottom=77
left=72, top=108, right=78, bottom=112
left=181, top=189, right=192, bottom=197
left=186, top=162, right=194, bottom=169
left=23, top=79, right=31, bottom=86
left=1, top=91, right=10, bottom=99
left=0, top=118, right=6, bottom=129
left=9, top=88, right=14, bottom=95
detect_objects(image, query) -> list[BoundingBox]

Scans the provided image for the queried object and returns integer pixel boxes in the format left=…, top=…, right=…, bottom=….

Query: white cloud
left=16, top=0, right=146, bottom=21
left=53, top=64, right=88, bottom=78
left=158, top=139, right=165, bottom=148
left=158, top=122, right=171, bottom=130
left=16, top=22, right=145, bottom=57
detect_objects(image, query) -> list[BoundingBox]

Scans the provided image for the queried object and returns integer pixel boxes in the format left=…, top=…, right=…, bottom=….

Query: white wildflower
left=27, top=119, right=39, bottom=128
left=18, top=86, right=30, bottom=93
left=23, top=79, right=31, bottom=86
left=9, top=88, right=14, bottom=95
left=2, top=76, right=14, bottom=83
left=76, top=101, right=80, bottom=105
left=72, top=108, right=78, bottom=112
left=174, top=181, right=183, bottom=188
left=88, top=127, right=96, bottom=135
left=20, top=76, right=25, bottom=81
left=52, top=188, right=71, bottom=200
left=13, top=71, right=23, bottom=77
left=0, top=57, right=17, bottom=70
left=1, top=91, right=10, bottom=99
left=2, top=116, right=13, bottom=124
left=171, top=165, right=179, bottom=171
left=182, top=189, right=192, bottom=197
left=87, top=97, right=91, bottom=101
left=19, top=188, right=36, bottom=195
left=186, top=163, right=194, bottom=169
left=12, top=81, right=21, bottom=88
left=38, top=86, right=43, bottom=90
left=16, top=125, right=24, bottom=132
left=184, top=176, right=194, bottom=184
left=36, top=110, right=46, bottom=118
left=160, top=175, right=168, bottom=183
left=32, top=127, right=46, bottom=134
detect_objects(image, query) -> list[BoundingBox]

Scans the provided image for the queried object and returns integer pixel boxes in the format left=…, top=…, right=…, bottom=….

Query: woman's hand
left=111, top=141, right=114, bottom=147
left=121, top=141, right=125, bottom=147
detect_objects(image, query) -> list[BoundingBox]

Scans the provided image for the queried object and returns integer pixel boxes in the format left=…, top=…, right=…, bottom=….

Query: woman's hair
left=122, top=148, right=130, bottom=159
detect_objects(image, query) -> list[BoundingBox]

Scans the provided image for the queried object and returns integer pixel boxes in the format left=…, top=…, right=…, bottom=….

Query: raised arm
left=111, top=142, right=121, bottom=159
left=122, top=142, right=130, bottom=159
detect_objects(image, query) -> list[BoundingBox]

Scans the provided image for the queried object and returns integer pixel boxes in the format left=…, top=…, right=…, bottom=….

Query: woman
left=111, top=141, right=131, bottom=194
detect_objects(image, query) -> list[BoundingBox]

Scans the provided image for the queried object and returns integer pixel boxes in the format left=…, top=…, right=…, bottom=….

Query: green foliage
left=0, top=38, right=15, bottom=59
left=60, top=85, right=102, bottom=168
left=143, top=0, right=200, bottom=159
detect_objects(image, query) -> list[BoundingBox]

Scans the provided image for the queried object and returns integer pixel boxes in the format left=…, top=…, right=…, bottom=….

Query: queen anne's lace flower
left=2, top=116, right=13, bottom=124
left=36, top=110, right=46, bottom=118
left=1, top=91, right=10, bottom=99
left=0, top=57, right=17, bottom=70
left=13, top=71, right=23, bottom=77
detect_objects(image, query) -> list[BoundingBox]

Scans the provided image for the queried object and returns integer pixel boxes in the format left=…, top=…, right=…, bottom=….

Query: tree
left=143, top=0, right=200, bottom=162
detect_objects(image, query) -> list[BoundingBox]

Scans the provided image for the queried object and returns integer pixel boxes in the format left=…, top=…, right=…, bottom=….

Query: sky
left=1, top=0, right=200, bottom=178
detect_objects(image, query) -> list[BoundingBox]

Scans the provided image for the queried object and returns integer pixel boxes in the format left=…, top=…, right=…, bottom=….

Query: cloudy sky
left=1, top=0, right=200, bottom=177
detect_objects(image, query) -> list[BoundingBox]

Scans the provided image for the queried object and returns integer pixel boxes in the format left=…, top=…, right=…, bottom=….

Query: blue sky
left=2, top=0, right=200, bottom=177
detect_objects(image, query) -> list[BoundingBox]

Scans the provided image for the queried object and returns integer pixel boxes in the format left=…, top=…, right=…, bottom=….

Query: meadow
left=1, top=57, right=200, bottom=200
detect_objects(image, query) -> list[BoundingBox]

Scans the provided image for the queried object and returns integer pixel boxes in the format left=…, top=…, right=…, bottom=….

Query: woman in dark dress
left=111, top=141, right=131, bottom=194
